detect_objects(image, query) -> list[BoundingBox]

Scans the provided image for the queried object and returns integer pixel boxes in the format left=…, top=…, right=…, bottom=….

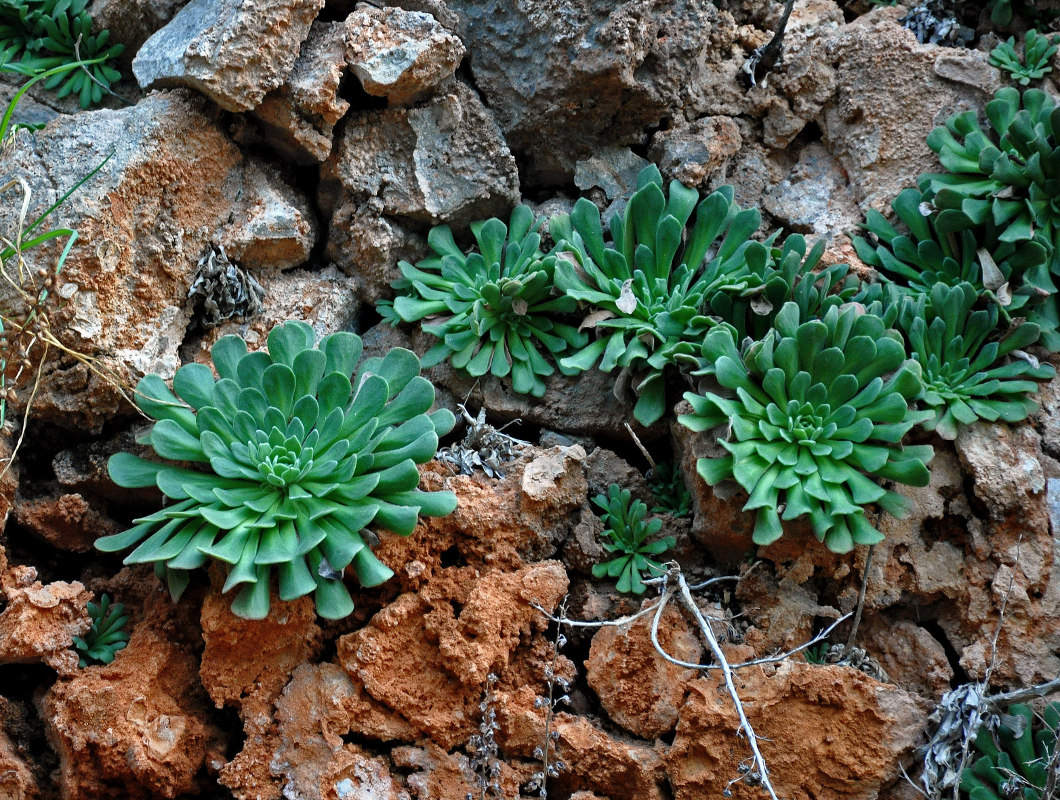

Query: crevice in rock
left=916, top=617, right=970, bottom=688
left=0, top=664, right=60, bottom=797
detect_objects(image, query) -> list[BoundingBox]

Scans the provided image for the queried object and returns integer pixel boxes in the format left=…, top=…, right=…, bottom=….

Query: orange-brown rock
left=250, top=21, right=350, bottom=164
left=14, top=492, right=118, bottom=553
left=392, top=741, right=523, bottom=800
left=337, top=561, right=568, bottom=748
left=0, top=726, right=36, bottom=800
left=376, top=448, right=587, bottom=591
left=0, top=90, right=316, bottom=432
left=667, top=661, right=930, bottom=800
left=200, top=583, right=323, bottom=800
left=41, top=627, right=223, bottom=800
left=585, top=602, right=703, bottom=739
left=0, top=565, right=89, bottom=676
left=271, top=663, right=415, bottom=800
left=498, top=685, right=666, bottom=800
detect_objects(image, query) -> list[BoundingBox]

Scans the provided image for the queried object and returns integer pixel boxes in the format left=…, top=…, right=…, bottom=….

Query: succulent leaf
left=679, top=303, right=933, bottom=553
left=72, top=594, right=129, bottom=667
left=101, top=321, right=456, bottom=620
left=381, top=206, right=584, bottom=398
left=592, top=483, right=674, bottom=595
left=553, top=166, right=762, bottom=425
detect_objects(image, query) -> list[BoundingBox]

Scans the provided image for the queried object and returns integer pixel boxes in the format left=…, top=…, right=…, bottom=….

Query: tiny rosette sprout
left=893, top=282, right=1055, bottom=440
left=592, top=484, right=675, bottom=595
left=73, top=594, right=129, bottom=667
left=852, top=187, right=1056, bottom=341
left=552, top=164, right=761, bottom=426
left=100, top=321, right=457, bottom=620
left=990, top=29, right=1060, bottom=86
left=648, top=462, right=692, bottom=518
left=383, top=205, right=586, bottom=398
left=961, top=703, right=1060, bottom=800
left=679, top=303, right=934, bottom=553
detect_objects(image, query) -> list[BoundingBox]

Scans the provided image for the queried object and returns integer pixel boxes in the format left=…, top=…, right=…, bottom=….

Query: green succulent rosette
left=382, top=205, right=586, bottom=399
left=853, top=187, right=1057, bottom=344
left=100, top=321, right=457, bottom=620
left=961, top=703, right=1060, bottom=800
left=592, top=484, right=675, bottom=595
left=552, top=165, right=762, bottom=426
left=0, top=0, right=123, bottom=108
left=892, top=282, right=1055, bottom=440
left=73, top=594, right=128, bottom=667
left=920, top=88, right=1060, bottom=346
left=703, top=233, right=857, bottom=345
left=679, top=303, right=934, bottom=553
left=989, top=30, right=1060, bottom=87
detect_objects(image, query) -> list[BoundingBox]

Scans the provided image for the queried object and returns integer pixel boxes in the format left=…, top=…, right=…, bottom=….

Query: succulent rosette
left=99, top=321, right=456, bottom=620
left=679, top=303, right=934, bottom=553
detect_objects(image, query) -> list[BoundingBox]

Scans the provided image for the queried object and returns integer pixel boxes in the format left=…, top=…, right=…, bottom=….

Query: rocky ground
left=1, top=0, right=1059, bottom=798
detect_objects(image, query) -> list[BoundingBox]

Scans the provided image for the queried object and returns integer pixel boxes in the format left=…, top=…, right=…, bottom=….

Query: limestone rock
left=250, top=21, right=350, bottom=164
left=0, top=91, right=316, bottom=432
left=955, top=422, right=1046, bottom=519
left=320, top=80, right=519, bottom=228
left=132, top=0, right=325, bottom=112
left=324, top=206, right=425, bottom=304
left=199, top=584, right=322, bottom=799
left=649, top=116, right=742, bottom=188
left=762, top=142, right=863, bottom=241
left=345, top=4, right=465, bottom=105
left=89, top=0, right=187, bottom=68
left=668, top=662, right=930, bottom=800
left=821, top=8, right=995, bottom=210
left=446, top=0, right=742, bottom=183
left=573, top=148, right=650, bottom=202
left=0, top=566, right=89, bottom=676
left=586, top=603, right=703, bottom=739
left=498, top=685, right=666, bottom=800
left=41, top=628, right=222, bottom=799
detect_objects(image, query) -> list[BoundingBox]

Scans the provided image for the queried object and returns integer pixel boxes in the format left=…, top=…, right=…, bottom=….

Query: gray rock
left=649, top=116, right=742, bottom=188
left=821, top=8, right=994, bottom=210
left=445, top=0, right=734, bottom=183
left=762, top=141, right=862, bottom=240
left=248, top=21, right=350, bottom=164
left=132, top=0, right=324, bottom=112
left=574, top=148, right=649, bottom=202
left=319, top=80, right=519, bottom=227
left=345, top=4, right=465, bottom=106
left=89, top=0, right=188, bottom=69
left=0, top=90, right=315, bottom=432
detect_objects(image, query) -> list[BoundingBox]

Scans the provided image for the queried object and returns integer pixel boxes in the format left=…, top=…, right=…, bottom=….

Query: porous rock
left=41, top=627, right=222, bottom=799
left=337, top=561, right=568, bottom=748
left=821, top=8, right=996, bottom=210
left=0, top=91, right=315, bottom=432
left=320, top=80, right=519, bottom=228
left=585, top=603, right=703, bottom=739
left=762, top=141, right=863, bottom=241
left=498, top=685, right=666, bottom=800
left=345, top=4, right=465, bottom=105
left=324, top=206, right=425, bottom=304
left=249, top=21, right=350, bottom=164
left=955, top=421, right=1046, bottom=519
left=393, top=741, right=522, bottom=800
left=0, top=727, right=35, bottom=800
left=132, top=0, right=325, bottom=112
left=190, top=265, right=361, bottom=360
left=446, top=0, right=744, bottom=183
left=89, top=0, right=187, bottom=67
left=13, top=492, right=118, bottom=553
left=649, top=116, right=742, bottom=188
left=0, top=566, right=89, bottom=676
left=200, top=584, right=323, bottom=800
left=667, top=662, right=930, bottom=800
